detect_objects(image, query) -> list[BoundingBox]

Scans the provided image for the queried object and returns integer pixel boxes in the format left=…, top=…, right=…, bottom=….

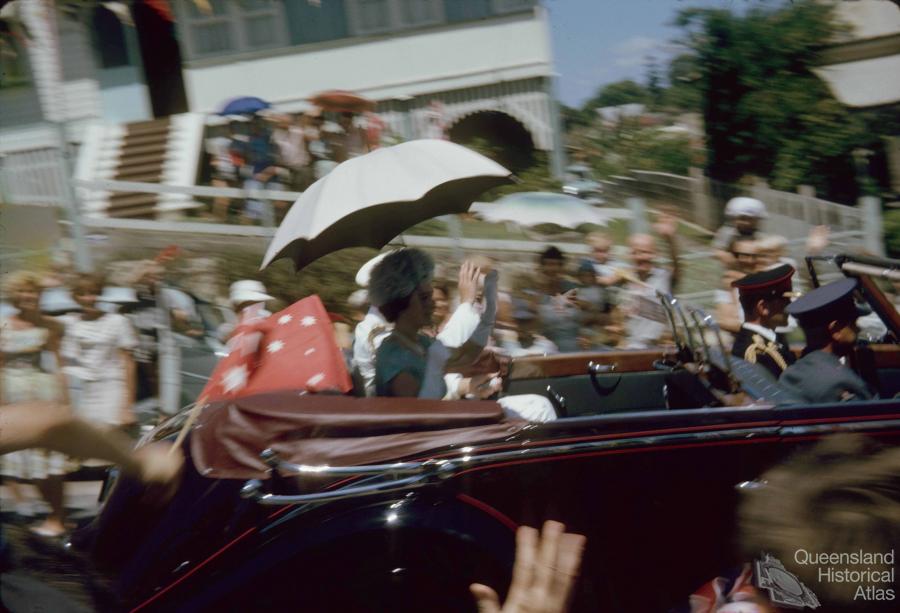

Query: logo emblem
left=755, top=554, right=821, bottom=609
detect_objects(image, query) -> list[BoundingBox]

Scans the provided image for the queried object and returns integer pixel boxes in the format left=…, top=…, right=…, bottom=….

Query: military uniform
left=731, top=325, right=796, bottom=378
left=780, top=350, right=872, bottom=403
left=730, top=264, right=797, bottom=378
left=778, top=278, right=874, bottom=403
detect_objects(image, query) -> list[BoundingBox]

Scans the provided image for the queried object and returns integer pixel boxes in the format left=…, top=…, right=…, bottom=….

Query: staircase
left=75, top=113, right=205, bottom=219
left=107, top=118, right=170, bottom=217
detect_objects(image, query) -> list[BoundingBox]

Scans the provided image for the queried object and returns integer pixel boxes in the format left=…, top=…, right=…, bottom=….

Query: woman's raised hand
left=458, top=260, right=482, bottom=305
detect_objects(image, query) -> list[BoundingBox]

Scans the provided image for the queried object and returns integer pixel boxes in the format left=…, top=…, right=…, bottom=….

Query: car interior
left=501, top=258, right=900, bottom=419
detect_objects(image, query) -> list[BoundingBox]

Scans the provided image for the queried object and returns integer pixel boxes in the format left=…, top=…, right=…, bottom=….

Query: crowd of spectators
left=0, top=260, right=205, bottom=538
left=203, top=109, right=386, bottom=225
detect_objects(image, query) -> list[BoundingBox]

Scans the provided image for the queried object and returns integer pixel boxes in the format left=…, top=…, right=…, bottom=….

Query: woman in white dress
left=62, top=275, right=138, bottom=429
left=0, top=271, right=71, bottom=537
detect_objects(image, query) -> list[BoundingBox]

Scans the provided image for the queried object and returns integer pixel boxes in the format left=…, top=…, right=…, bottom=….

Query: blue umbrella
left=219, top=96, right=271, bottom=116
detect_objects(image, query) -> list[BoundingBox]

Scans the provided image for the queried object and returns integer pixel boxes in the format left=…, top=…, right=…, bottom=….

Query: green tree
left=560, top=104, right=593, bottom=131
left=644, top=56, right=664, bottom=109
left=584, top=79, right=649, bottom=111
left=661, top=53, right=701, bottom=111
left=676, top=1, right=882, bottom=202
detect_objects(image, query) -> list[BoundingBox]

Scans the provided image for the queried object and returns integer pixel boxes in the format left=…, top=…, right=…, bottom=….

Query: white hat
left=0, top=302, right=19, bottom=318
left=98, top=286, right=138, bottom=304
left=229, top=280, right=274, bottom=304
left=39, top=287, right=81, bottom=314
left=348, top=289, right=369, bottom=309
left=355, top=250, right=397, bottom=287
left=725, top=197, right=767, bottom=218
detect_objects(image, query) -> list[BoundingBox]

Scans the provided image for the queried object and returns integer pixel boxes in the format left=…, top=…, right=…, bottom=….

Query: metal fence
left=0, top=146, right=68, bottom=206
left=604, top=169, right=879, bottom=254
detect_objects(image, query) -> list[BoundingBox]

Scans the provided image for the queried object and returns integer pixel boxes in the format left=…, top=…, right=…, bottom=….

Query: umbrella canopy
left=219, top=96, right=271, bottom=116
left=470, top=192, right=619, bottom=229
left=309, top=90, right=375, bottom=113
left=261, top=139, right=512, bottom=270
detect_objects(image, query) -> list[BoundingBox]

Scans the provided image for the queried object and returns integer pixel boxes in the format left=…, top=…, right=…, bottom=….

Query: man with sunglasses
left=730, top=264, right=798, bottom=378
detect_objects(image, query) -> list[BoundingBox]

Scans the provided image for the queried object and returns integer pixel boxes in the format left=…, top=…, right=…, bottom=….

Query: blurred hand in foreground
left=129, top=442, right=185, bottom=506
left=470, top=520, right=586, bottom=613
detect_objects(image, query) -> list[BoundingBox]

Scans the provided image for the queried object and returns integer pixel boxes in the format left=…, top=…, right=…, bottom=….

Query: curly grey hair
left=367, top=248, right=434, bottom=308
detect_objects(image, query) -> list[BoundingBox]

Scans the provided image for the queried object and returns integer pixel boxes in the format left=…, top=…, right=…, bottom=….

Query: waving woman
left=369, top=249, right=554, bottom=421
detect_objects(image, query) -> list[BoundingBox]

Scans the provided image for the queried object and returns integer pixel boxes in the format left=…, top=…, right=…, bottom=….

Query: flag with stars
left=200, top=295, right=352, bottom=402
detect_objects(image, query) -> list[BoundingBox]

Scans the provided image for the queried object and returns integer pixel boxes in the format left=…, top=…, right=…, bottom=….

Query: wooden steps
left=107, top=118, right=171, bottom=217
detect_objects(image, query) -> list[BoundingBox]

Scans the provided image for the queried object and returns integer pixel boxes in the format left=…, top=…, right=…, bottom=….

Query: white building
left=1, top=0, right=564, bottom=218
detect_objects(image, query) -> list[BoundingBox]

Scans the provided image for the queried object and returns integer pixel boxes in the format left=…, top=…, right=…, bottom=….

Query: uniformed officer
left=779, top=278, right=873, bottom=403
left=730, top=264, right=797, bottom=378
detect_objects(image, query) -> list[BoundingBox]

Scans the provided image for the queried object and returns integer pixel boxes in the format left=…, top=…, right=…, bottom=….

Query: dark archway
left=447, top=111, right=535, bottom=172
left=131, top=0, right=187, bottom=117
left=91, top=6, right=129, bottom=68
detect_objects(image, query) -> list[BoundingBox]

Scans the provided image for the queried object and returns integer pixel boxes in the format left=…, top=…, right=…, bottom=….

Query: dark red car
left=83, top=254, right=900, bottom=612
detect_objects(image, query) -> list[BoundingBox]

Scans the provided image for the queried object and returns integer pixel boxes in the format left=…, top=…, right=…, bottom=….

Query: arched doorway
left=447, top=111, right=536, bottom=171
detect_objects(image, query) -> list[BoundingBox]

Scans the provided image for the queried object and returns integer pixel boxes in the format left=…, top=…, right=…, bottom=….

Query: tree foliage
left=675, top=1, right=885, bottom=202
left=584, top=79, right=649, bottom=110
left=567, top=118, right=693, bottom=179
left=660, top=53, right=701, bottom=112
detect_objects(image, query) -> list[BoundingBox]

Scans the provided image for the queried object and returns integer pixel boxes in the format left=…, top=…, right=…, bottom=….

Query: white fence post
left=860, top=196, right=884, bottom=256
left=627, top=197, right=648, bottom=235
left=688, top=167, right=712, bottom=229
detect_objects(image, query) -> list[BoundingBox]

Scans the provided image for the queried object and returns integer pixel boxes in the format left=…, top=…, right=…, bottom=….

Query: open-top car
left=78, top=254, right=900, bottom=612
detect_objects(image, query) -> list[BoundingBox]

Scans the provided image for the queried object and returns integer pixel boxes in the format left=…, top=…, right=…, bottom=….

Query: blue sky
left=546, top=0, right=769, bottom=108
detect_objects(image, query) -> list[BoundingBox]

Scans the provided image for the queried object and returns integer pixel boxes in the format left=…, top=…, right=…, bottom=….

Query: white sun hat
left=229, top=280, right=274, bottom=304
left=347, top=288, right=369, bottom=309
left=725, top=197, right=768, bottom=218
left=98, top=286, right=139, bottom=304
left=355, top=250, right=398, bottom=287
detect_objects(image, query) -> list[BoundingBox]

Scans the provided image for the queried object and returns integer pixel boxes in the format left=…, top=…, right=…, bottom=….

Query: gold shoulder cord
left=744, top=334, right=788, bottom=372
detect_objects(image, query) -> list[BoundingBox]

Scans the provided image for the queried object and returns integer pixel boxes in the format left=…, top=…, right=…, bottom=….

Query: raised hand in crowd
left=457, top=259, right=482, bottom=306
left=653, top=212, right=678, bottom=239
left=806, top=224, right=830, bottom=256
left=470, top=520, right=586, bottom=613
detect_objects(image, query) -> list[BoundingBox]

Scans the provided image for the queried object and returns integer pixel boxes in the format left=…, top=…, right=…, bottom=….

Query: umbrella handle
left=168, top=395, right=207, bottom=456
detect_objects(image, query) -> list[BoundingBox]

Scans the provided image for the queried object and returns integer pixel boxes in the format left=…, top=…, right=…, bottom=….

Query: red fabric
left=308, top=90, right=375, bottom=113
left=145, top=0, right=175, bottom=22
left=154, top=244, right=179, bottom=263
left=200, top=295, right=352, bottom=402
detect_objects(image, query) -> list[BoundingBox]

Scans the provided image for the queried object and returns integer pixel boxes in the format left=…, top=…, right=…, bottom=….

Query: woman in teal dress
left=369, top=249, right=555, bottom=422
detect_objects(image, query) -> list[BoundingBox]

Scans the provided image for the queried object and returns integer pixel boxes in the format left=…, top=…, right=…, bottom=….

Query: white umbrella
left=261, top=139, right=512, bottom=270
left=470, top=192, right=619, bottom=229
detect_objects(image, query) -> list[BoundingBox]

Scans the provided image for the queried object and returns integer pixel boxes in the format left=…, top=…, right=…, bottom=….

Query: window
left=237, top=0, right=283, bottom=48
left=176, top=0, right=287, bottom=59
left=185, top=0, right=232, bottom=55
left=443, top=0, right=492, bottom=23
left=397, top=0, right=441, bottom=27
left=346, top=0, right=444, bottom=36
left=492, top=0, right=535, bottom=14
left=357, top=0, right=390, bottom=33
